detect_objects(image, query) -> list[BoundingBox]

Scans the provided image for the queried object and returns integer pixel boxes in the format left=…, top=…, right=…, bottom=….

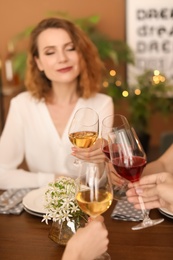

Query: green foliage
left=105, top=69, right=173, bottom=133
left=12, top=52, right=27, bottom=81
left=12, top=26, right=34, bottom=43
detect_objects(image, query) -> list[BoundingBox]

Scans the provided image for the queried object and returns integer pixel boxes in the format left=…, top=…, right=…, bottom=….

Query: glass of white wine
left=68, top=107, right=99, bottom=165
left=76, top=162, right=113, bottom=260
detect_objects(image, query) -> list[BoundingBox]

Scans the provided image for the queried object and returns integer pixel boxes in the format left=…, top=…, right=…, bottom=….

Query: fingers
left=108, top=163, right=125, bottom=186
left=131, top=200, right=162, bottom=210
left=128, top=181, right=140, bottom=188
left=126, top=187, right=137, bottom=197
left=71, top=145, right=106, bottom=163
left=73, top=150, right=105, bottom=160
left=127, top=185, right=159, bottom=202
left=139, top=174, right=158, bottom=186
left=72, top=146, right=102, bottom=156
left=94, top=215, right=104, bottom=222
left=88, top=215, right=104, bottom=223
left=110, top=171, right=125, bottom=186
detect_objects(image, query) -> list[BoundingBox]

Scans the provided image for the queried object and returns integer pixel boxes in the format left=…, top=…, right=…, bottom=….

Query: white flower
left=71, top=204, right=80, bottom=213
left=63, top=210, right=72, bottom=222
left=42, top=214, right=51, bottom=225
left=56, top=211, right=66, bottom=224
left=42, top=177, right=84, bottom=224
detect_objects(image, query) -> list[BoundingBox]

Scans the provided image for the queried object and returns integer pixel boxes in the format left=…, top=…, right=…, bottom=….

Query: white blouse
left=0, top=92, right=114, bottom=189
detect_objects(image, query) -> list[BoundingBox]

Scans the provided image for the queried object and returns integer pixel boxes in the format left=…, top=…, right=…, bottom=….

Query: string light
left=109, top=70, right=116, bottom=76
left=153, top=75, right=160, bottom=84
left=152, top=70, right=166, bottom=85
left=103, top=81, right=109, bottom=88
left=122, top=90, right=129, bottom=97
left=160, top=76, right=165, bottom=82
left=134, top=88, right=141, bottom=95
left=154, top=70, right=160, bottom=76
left=115, top=80, right=121, bottom=87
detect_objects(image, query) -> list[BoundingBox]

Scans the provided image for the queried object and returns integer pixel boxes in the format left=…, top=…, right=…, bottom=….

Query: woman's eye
left=66, top=47, right=75, bottom=51
left=45, top=52, right=54, bottom=55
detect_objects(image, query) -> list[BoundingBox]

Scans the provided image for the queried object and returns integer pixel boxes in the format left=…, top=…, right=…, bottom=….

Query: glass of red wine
left=108, top=125, right=164, bottom=230
left=101, top=114, right=129, bottom=200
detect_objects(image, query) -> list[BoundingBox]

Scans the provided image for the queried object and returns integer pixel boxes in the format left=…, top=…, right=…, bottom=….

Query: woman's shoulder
left=89, top=93, right=113, bottom=103
left=94, top=93, right=112, bottom=100
left=79, top=93, right=113, bottom=112
left=11, top=91, right=39, bottom=106
left=12, top=91, right=32, bottom=102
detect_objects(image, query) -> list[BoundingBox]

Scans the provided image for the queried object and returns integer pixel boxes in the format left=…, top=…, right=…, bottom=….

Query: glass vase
left=48, top=215, right=87, bottom=246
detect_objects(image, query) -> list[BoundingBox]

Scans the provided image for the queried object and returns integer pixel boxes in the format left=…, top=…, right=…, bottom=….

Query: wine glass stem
left=138, top=195, right=153, bottom=225
left=74, top=158, right=81, bottom=166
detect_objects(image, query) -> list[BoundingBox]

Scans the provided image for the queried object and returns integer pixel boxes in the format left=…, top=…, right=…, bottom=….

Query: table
left=0, top=200, right=173, bottom=260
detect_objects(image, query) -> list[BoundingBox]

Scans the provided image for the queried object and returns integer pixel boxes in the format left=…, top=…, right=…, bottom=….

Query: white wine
left=76, top=189, right=113, bottom=218
left=69, top=131, right=98, bottom=148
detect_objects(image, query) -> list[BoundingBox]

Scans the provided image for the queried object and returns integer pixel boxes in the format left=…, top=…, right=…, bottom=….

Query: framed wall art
left=126, top=0, right=173, bottom=85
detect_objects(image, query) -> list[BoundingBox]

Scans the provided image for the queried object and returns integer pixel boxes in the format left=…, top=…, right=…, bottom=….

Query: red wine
left=112, top=156, right=147, bottom=183
left=102, top=145, right=110, bottom=159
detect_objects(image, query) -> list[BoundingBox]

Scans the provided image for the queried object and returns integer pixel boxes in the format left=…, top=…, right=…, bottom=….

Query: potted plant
left=42, top=176, right=87, bottom=245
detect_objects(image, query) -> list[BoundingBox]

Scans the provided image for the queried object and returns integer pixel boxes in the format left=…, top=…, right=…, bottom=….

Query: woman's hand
left=126, top=172, right=173, bottom=213
left=71, top=138, right=106, bottom=163
left=62, top=216, right=109, bottom=260
left=108, top=162, right=126, bottom=186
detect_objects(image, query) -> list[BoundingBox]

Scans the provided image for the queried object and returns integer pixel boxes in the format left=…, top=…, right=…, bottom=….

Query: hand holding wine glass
left=76, top=162, right=113, bottom=259
left=108, top=125, right=164, bottom=230
left=68, top=107, right=99, bottom=165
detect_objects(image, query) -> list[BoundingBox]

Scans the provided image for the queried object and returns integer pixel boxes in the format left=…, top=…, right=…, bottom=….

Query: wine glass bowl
left=76, top=162, right=113, bottom=218
left=101, top=114, right=130, bottom=159
left=101, top=114, right=130, bottom=200
left=109, top=127, right=147, bottom=183
left=69, top=107, right=99, bottom=148
left=108, top=125, right=164, bottom=230
left=68, top=107, right=99, bottom=164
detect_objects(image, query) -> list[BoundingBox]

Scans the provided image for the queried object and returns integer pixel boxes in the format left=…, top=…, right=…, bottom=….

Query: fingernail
left=135, top=188, right=143, bottom=195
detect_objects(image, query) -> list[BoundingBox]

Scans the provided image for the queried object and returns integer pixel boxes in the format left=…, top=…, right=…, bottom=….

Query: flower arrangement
left=42, top=176, right=86, bottom=225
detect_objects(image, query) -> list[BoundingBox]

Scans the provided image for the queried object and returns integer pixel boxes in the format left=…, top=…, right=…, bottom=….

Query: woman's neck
left=45, top=82, right=79, bottom=137
left=47, top=81, right=79, bottom=106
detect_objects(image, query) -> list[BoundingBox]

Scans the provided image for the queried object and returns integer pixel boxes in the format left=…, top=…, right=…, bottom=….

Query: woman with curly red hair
left=0, top=17, right=114, bottom=189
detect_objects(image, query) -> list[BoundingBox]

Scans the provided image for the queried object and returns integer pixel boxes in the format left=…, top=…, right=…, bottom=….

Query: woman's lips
left=57, top=66, right=72, bottom=73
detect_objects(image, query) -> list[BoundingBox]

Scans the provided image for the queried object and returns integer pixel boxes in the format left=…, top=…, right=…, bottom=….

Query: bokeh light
left=109, top=70, right=116, bottom=76
left=103, top=81, right=109, bottom=88
left=122, top=90, right=129, bottom=97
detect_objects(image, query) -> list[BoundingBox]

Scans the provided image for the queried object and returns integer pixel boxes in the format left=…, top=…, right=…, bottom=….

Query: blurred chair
left=0, top=93, right=4, bottom=134
left=160, top=131, right=173, bottom=155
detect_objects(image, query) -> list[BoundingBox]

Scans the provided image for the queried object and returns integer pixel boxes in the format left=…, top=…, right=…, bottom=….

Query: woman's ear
left=34, top=56, right=43, bottom=71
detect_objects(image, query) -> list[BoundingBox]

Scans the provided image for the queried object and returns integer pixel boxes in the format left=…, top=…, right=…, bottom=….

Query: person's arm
left=0, top=97, right=54, bottom=189
left=126, top=171, right=173, bottom=213
left=62, top=216, right=109, bottom=260
left=142, top=144, right=173, bottom=176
